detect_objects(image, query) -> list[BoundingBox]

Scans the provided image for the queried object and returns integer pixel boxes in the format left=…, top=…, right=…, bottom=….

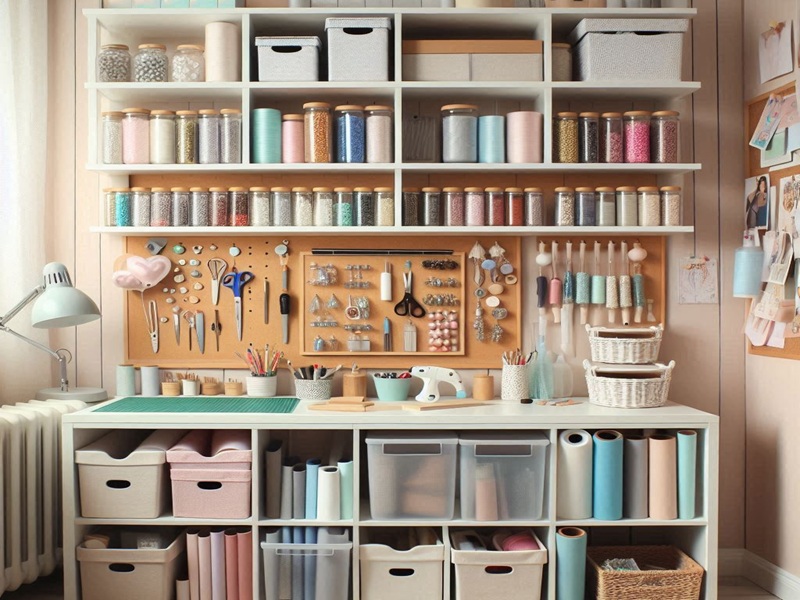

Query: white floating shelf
left=551, top=81, right=701, bottom=101
left=86, top=163, right=396, bottom=174
left=402, top=162, right=702, bottom=174
left=87, top=82, right=244, bottom=103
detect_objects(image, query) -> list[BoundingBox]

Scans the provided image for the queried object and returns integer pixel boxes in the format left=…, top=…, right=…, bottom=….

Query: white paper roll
left=557, top=429, right=593, bottom=519
left=205, top=22, right=239, bottom=82
left=140, top=366, right=160, bottom=397
left=317, top=466, right=341, bottom=521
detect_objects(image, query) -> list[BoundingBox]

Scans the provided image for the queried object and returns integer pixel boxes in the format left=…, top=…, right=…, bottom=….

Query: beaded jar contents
left=354, top=188, right=375, bottom=226
left=443, top=188, right=465, bottom=227
left=293, top=187, right=313, bottom=226
left=171, top=187, right=190, bottom=227
left=651, top=111, right=679, bottom=164
left=402, top=188, right=420, bottom=226
left=102, top=111, right=123, bottom=164
left=313, top=187, right=334, bottom=227
left=97, top=44, right=131, bottom=82
left=575, top=187, right=596, bottom=226
left=131, top=188, right=151, bottom=227
left=115, top=189, right=132, bottom=227
left=624, top=111, right=651, bottom=163
left=422, top=187, right=442, bottom=226
left=637, top=186, right=661, bottom=226
left=210, top=187, right=229, bottom=227
left=554, top=112, right=579, bottom=163
left=281, top=114, right=304, bottom=164
left=249, top=187, right=271, bottom=227
left=335, top=105, right=365, bottom=163
left=595, top=186, right=616, bottom=226
left=660, top=186, right=682, bottom=226
left=485, top=187, right=505, bottom=227
left=441, top=104, right=478, bottom=163
left=366, top=105, right=393, bottom=163
left=220, top=109, right=242, bottom=164
left=578, top=112, right=599, bottom=163
left=150, top=188, right=172, bottom=227
left=190, top=188, right=210, bottom=227
left=304, top=102, right=332, bottom=163
left=272, top=187, right=292, bottom=226
left=229, top=187, right=249, bottom=226
left=554, top=187, right=575, bottom=226
left=198, top=109, right=221, bottom=164
left=149, top=110, right=176, bottom=164
left=176, top=110, right=199, bottom=164
left=616, top=186, right=638, bottom=226
left=375, top=188, right=395, bottom=226
left=334, top=187, right=354, bottom=226
left=103, top=189, right=117, bottom=226
left=171, top=44, right=204, bottom=82
left=524, top=188, right=544, bottom=226
left=505, top=187, right=524, bottom=226
left=133, top=44, right=168, bottom=82
left=600, top=112, right=623, bottom=163
left=121, top=108, right=150, bottom=164
left=465, top=187, right=485, bottom=227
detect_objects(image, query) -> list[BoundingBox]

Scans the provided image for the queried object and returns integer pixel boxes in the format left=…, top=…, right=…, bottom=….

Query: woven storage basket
left=587, top=545, right=704, bottom=600
left=586, top=325, right=663, bottom=364
left=583, top=360, right=675, bottom=409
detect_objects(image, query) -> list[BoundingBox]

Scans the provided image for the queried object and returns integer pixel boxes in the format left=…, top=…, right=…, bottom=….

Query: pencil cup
left=201, top=382, right=222, bottom=396
left=224, top=381, right=244, bottom=396
left=116, top=365, right=136, bottom=396
left=161, top=382, right=181, bottom=396
left=472, top=374, right=495, bottom=401
left=294, top=379, right=333, bottom=401
left=342, top=372, right=367, bottom=397
left=501, top=364, right=530, bottom=402
left=246, top=375, right=277, bottom=397
left=181, top=379, right=200, bottom=396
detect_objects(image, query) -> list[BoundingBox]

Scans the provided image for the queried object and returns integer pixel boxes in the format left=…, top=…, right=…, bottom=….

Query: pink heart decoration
left=112, top=270, right=146, bottom=291
left=125, top=255, right=172, bottom=289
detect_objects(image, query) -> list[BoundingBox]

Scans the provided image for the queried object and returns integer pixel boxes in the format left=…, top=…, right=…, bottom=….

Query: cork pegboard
left=123, top=235, right=522, bottom=369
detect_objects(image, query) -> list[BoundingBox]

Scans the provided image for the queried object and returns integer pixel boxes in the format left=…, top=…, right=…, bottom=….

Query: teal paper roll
left=556, top=527, right=587, bottom=600
left=252, top=108, right=282, bottom=164
left=575, top=272, right=590, bottom=304
left=591, top=275, right=606, bottom=305
left=677, top=430, right=697, bottom=519
left=592, top=430, right=623, bottom=520
left=478, top=115, right=505, bottom=163
left=338, top=459, right=353, bottom=520
left=305, top=458, right=321, bottom=519
left=116, top=365, right=136, bottom=396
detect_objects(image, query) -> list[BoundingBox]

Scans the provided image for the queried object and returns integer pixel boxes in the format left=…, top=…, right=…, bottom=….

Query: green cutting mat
left=96, top=397, right=299, bottom=413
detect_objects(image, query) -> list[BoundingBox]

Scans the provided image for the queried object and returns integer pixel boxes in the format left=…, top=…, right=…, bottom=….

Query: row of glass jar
left=97, top=43, right=205, bottom=83
left=553, top=186, right=682, bottom=227
left=553, top=110, right=680, bottom=164
left=103, top=108, right=242, bottom=165
left=103, top=186, right=396, bottom=228
left=299, top=103, right=393, bottom=164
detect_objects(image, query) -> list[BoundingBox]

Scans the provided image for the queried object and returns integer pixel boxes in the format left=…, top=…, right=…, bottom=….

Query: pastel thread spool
left=252, top=108, right=282, bottom=164
left=548, top=278, right=562, bottom=310
left=575, top=272, right=590, bottom=304
left=281, top=114, right=304, bottom=163
left=556, top=527, right=587, bottom=600
left=733, top=245, right=764, bottom=297
left=591, top=275, right=606, bottom=305
left=205, top=22, right=239, bottom=82
left=506, top=110, right=543, bottom=163
left=472, top=374, right=494, bottom=401
left=116, top=365, right=136, bottom=396
left=478, top=115, right=505, bottom=163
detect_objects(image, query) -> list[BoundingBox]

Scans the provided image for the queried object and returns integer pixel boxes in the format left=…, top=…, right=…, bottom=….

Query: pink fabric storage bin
left=167, top=429, right=252, bottom=470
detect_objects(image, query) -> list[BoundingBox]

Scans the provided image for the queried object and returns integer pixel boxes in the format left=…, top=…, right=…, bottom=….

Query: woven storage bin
left=586, top=325, right=663, bottom=364
left=583, top=360, right=675, bottom=409
left=587, top=545, right=704, bottom=600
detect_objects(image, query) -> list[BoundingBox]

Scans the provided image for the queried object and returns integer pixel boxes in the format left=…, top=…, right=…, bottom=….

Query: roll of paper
left=198, top=531, right=212, bottom=600
left=280, top=527, right=292, bottom=599
left=236, top=529, right=252, bottom=600
left=140, top=365, right=160, bottom=397
left=177, top=580, right=190, bottom=600
left=186, top=529, right=200, bottom=600
left=116, top=364, right=136, bottom=396
left=293, top=464, right=306, bottom=519
left=210, top=529, right=226, bottom=600
left=317, top=466, right=341, bottom=521
left=506, top=110, right=543, bottom=163
left=224, top=529, right=239, bottom=600
left=478, top=115, right=505, bottom=163
left=593, top=430, right=623, bottom=520
left=265, top=440, right=284, bottom=519
left=678, top=430, right=697, bottom=519
left=649, top=434, right=678, bottom=520
left=623, top=436, right=649, bottom=519
left=281, top=463, right=294, bottom=519
left=556, top=527, right=587, bottom=600
left=292, top=527, right=304, bottom=600
left=557, top=429, right=593, bottom=519
left=205, top=22, right=239, bottom=82
left=304, top=527, right=318, bottom=600
left=305, top=458, right=321, bottom=519
left=338, top=459, right=353, bottom=520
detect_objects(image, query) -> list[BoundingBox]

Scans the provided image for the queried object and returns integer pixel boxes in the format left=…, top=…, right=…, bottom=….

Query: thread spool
left=506, top=111, right=543, bottom=163
left=472, top=374, right=494, bottom=401
left=591, top=275, right=606, bottom=305
left=478, top=115, right=505, bottom=163
left=548, top=278, right=562, bottom=305
left=575, top=272, right=590, bottom=304
left=252, top=108, right=282, bottom=164
left=116, top=365, right=136, bottom=396
left=733, top=245, right=764, bottom=297
left=563, top=270, right=575, bottom=302
left=204, top=22, right=239, bottom=82
left=282, top=114, right=304, bottom=163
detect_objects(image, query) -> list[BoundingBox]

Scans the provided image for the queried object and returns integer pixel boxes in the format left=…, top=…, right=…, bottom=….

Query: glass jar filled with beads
left=121, top=108, right=150, bottom=164
left=171, top=44, right=204, bottom=82
left=190, top=187, right=210, bottom=227
left=554, top=112, right=579, bottom=163
left=465, top=187, right=485, bottom=227
left=402, top=188, right=420, bottom=226
left=97, top=44, right=130, bottom=82
left=354, top=187, right=375, bottom=226
left=176, top=110, right=198, bottom=164
left=150, top=187, right=172, bottom=227
left=600, top=112, right=623, bottom=163
left=637, top=186, right=661, bottom=226
left=292, top=187, right=313, bottom=226
left=209, top=187, right=228, bottom=227
left=505, top=187, right=524, bottom=226
left=575, top=187, right=596, bottom=226
left=441, top=104, right=478, bottom=163
left=578, top=112, right=599, bottom=163
left=651, top=111, right=679, bottom=163
left=595, top=186, right=616, bottom=226
left=272, top=187, right=292, bottom=227
left=660, top=186, right=682, bottom=226
left=114, top=188, right=132, bottom=227
left=249, top=187, right=270, bottom=227
left=623, top=111, right=651, bottom=163
left=198, top=109, right=220, bottom=164
left=442, top=188, right=465, bottom=227
left=131, top=187, right=151, bottom=227
left=554, top=187, right=575, bottom=226
left=335, top=105, right=365, bottom=163
left=313, top=187, right=334, bottom=227
left=303, top=102, right=332, bottom=163
left=102, top=111, right=123, bottom=164
left=103, top=189, right=117, bottom=227
left=334, top=187, right=354, bottom=226
left=133, top=44, right=168, bottom=82
left=485, top=187, right=505, bottom=226
left=375, top=187, right=394, bottom=226
left=149, top=110, right=176, bottom=164
left=220, top=109, right=242, bottom=164
left=229, top=187, right=249, bottom=226
left=171, top=188, right=190, bottom=227
left=422, top=187, right=442, bottom=226
left=616, top=186, right=638, bottom=226
left=366, top=105, right=393, bottom=163
left=524, top=187, right=544, bottom=226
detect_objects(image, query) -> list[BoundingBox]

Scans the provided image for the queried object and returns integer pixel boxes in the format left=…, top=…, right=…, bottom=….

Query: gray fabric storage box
left=568, top=18, right=688, bottom=81
left=326, top=17, right=392, bottom=81
left=256, top=36, right=321, bottom=82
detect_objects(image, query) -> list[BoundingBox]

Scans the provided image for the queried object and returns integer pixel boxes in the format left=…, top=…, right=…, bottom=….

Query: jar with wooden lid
left=578, top=112, right=599, bottom=163
left=335, top=187, right=354, bottom=226
left=292, top=187, right=313, bottom=226
left=131, top=187, right=151, bottom=227
left=97, top=44, right=130, bottom=82
left=209, top=187, right=228, bottom=227
left=402, top=188, right=420, bottom=226
left=616, top=186, right=637, bottom=226
left=375, top=187, right=395, bottom=226
left=190, top=188, right=210, bottom=227
left=114, top=188, right=132, bottom=227
left=303, top=102, right=332, bottom=163
left=366, top=105, right=393, bottom=163
left=121, top=108, right=150, bottom=164
left=505, top=187, right=524, bottom=226
left=554, top=187, right=575, bottom=226
left=600, top=112, right=623, bottom=163
left=595, top=187, right=616, bottom=226
left=465, top=187, right=485, bottom=226
left=229, top=187, right=249, bottom=226
left=102, top=111, right=123, bottom=164
left=624, top=111, right=651, bottom=163
left=354, top=187, right=375, bottom=226
left=660, top=186, right=682, bottom=226
left=149, top=110, right=176, bottom=164
left=552, top=43, right=571, bottom=81
left=171, top=44, right=204, bottom=82
left=176, top=110, right=199, bottom=164
left=313, top=187, right=334, bottom=227
left=334, top=105, right=365, bottom=163
left=441, top=104, right=478, bottom=163
left=524, top=187, right=544, bottom=226
left=422, top=187, right=442, bottom=226
left=554, top=112, right=578, bottom=163
left=637, top=186, right=661, bottom=226
left=651, top=110, right=679, bottom=163
left=249, top=187, right=270, bottom=226
left=133, top=44, right=168, bottom=82
left=171, top=187, right=190, bottom=227
left=575, top=187, right=596, bottom=226
left=272, top=187, right=292, bottom=226
left=150, top=187, right=172, bottom=227
left=103, top=189, right=117, bottom=226
left=198, top=109, right=221, bottom=164
left=443, top=187, right=465, bottom=226
left=221, top=109, right=242, bottom=164
left=485, top=187, right=505, bottom=226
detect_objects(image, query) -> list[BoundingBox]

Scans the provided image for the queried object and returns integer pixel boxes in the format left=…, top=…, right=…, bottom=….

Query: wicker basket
left=587, top=545, right=704, bottom=600
left=583, top=360, right=675, bottom=409
left=586, top=325, right=663, bottom=364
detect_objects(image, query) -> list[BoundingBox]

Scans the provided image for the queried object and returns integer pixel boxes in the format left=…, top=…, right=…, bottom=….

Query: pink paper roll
left=506, top=111, right=543, bottom=163
left=282, top=118, right=304, bottom=163
left=198, top=531, right=212, bottom=600
left=237, top=529, right=253, bottom=600
left=648, top=434, right=678, bottom=520
left=186, top=529, right=200, bottom=600
left=224, top=529, right=239, bottom=600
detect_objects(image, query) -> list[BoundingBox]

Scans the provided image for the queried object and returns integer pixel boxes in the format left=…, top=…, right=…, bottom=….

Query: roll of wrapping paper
left=550, top=241, right=562, bottom=323
left=623, top=435, right=649, bottom=519
left=592, top=430, right=623, bottom=520
left=590, top=240, right=606, bottom=305
left=619, top=240, right=632, bottom=326
left=317, top=466, right=341, bottom=521
left=338, top=459, right=354, bottom=519
left=305, top=458, right=321, bottom=519
left=205, top=22, right=239, bottom=82
left=556, top=527, right=587, bottom=600
left=292, top=463, right=306, bottom=519
left=561, top=241, right=575, bottom=356
left=210, top=529, right=226, bottom=600
left=557, top=429, right=593, bottom=519
left=237, top=529, right=253, bottom=600
left=606, top=241, right=618, bottom=323
left=649, top=434, right=678, bottom=519
left=198, top=531, right=212, bottom=600
left=186, top=529, right=200, bottom=600
left=678, top=430, right=698, bottom=519
left=575, top=241, right=590, bottom=324
left=304, top=527, right=318, bottom=600
left=292, top=527, right=304, bottom=600
left=478, top=115, right=505, bottom=163
left=252, top=108, right=282, bottom=164
left=266, top=440, right=284, bottom=519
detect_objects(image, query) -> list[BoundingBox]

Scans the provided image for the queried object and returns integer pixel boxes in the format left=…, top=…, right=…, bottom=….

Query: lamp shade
left=31, top=263, right=101, bottom=328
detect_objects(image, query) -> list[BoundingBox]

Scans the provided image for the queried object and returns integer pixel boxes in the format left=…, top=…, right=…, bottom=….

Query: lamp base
left=35, top=387, right=108, bottom=403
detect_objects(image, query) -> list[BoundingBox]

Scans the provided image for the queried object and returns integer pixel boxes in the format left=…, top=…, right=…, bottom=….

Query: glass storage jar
left=176, top=110, right=198, bottom=164
left=578, top=112, right=599, bottom=163
left=272, top=187, right=292, bottom=226
left=505, top=187, right=524, bottom=226
left=551, top=43, right=572, bottom=81
left=554, top=187, right=575, bottom=226
left=624, top=111, right=651, bottom=163
left=102, top=111, right=123, bottom=164
left=576, top=187, right=596, bottom=226
left=292, top=187, right=313, bottom=226
left=131, top=187, right=151, bottom=227
left=595, top=187, right=616, bottom=227
left=465, top=187, right=485, bottom=227
left=443, top=188, right=465, bottom=227
left=171, top=44, right=204, bottom=82
left=303, top=102, right=332, bottom=163
left=97, top=44, right=130, bottom=82
left=651, top=110, right=679, bottom=163
left=220, top=109, right=242, bottom=164
left=171, top=187, right=190, bottom=227
left=149, top=110, right=176, bottom=164
left=121, top=108, right=150, bottom=164
left=485, top=187, right=505, bottom=226
left=281, top=114, right=304, bottom=164
left=313, top=187, right=334, bottom=227
left=190, top=187, right=210, bottom=227
left=334, top=187, right=354, bottom=226
left=249, top=187, right=270, bottom=227
left=375, top=188, right=394, bottom=226
left=335, top=105, right=365, bottom=163
left=150, top=187, right=172, bottom=227
left=524, top=187, right=544, bottom=226
left=600, top=112, right=623, bottom=163
left=554, top=112, right=579, bottom=163
left=402, top=188, right=420, bottom=226
left=354, top=188, right=375, bottom=226
left=366, top=105, right=393, bottom=163
left=103, top=189, right=117, bottom=227
left=660, top=186, right=682, bottom=226
left=115, top=189, right=132, bottom=227
left=422, top=187, right=442, bottom=226
left=616, top=186, right=638, bottom=226
left=441, top=104, right=478, bottom=163
left=198, top=109, right=220, bottom=164
left=637, top=186, right=661, bottom=226
left=210, top=187, right=228, bottom=227
left=229, top=187, right=249, bottom=226
left=133, top=43, right=168, bottom=82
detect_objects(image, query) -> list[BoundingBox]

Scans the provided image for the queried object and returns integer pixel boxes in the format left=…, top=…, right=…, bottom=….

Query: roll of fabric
left=677, top=430, right=697, bottom=519
left=338, top=459, right=353, bottom=520
left=205, top=22, right=239, bottom=82
left=305, top=458, right=321, bottom=519
left=649, top=434, right=678, bottom=519
left=116, top=364, right=136, bottom=396
left=556, top=527, right=587, bottom=600
left=293, top=463, right=307, bottom=519
left=557, top=429, right=593, bottom=519
left=252, top=108, right=282, bottom=164
left=265, top=440, right=283, bottom=519
left=140, top=365, right=160, bottom=397
left=478, top=115, right=505, bottom=163
left=623, top=435, right=649, bottom=519
left=506, top=110, right=543, bottom=163
left=317, top=466, right=341, bottom=521
left=592, top=430, right=623, bottom=520
left=281, top=462, right=294, bottom=520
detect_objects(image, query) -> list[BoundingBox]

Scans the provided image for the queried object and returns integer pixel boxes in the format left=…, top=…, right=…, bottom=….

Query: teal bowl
left=373, top=376, right=412, bottom=402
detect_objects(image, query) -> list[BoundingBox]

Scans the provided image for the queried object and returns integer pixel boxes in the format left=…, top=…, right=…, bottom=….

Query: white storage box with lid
left=76, top=429, right=185, bottom=519
left=587, top=324, right=663, bottom=364
left=77, top=532, right=185, bottom=600
left=459, top=432, right=549, bottom=521
left=450, top=530, right=548, bottom=600
left=568, top=18, right=688, bottom=81
left=584, top=360, right=676, bottom=409
left=360, top=528, right=445, bottom=600
left=326, top=18, right=391, bottom=81
left=255, top=36, right=321, bottom=82
left=366, top=431, right=457, bottom=520
left=166, top=429, right=252, bottom=518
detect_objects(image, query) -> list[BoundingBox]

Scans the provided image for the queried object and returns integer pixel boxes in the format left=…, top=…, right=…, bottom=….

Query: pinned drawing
left=745, top=175, right=771, bottom=230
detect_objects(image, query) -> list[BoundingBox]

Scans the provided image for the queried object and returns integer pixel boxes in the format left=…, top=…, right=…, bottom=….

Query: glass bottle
left=209, top=187, right=228, bottom=227
left=150, top=187, right=172, bottom=227
left=272, top=187, right=292, bottom=226
left=624, top=111, right=651, bottom=163
left=660, top=186, right=682, bottom=226
left=198, top=109, right=221, bottom=165
left=616, top=186, right=638, bottom=226
left=375, top=187, right=395, bottom=226
left=190, top=187, right=210, bottom=227
left=229, top=187, right=249, bottom=226
left=651, top=111, right=679, bottom=163
left=121, top=108, right=150, bottom=164
left=313, top=187, right=334, bottom=227
left=554, top=112, right=578, bottom=163
left=485, top=187, right=505, bottom=226
left=578, top=112, right=599, bottom=163
left=176, top=110, right=198, bottom=164
left=103, top=188, right=117, bottom=227
left=443, top=188, right=465, bottom=227
left=115, top=188, right=132, bottom=227
left=354, top=187, right=375, bottom=226
left=292, top=187, right=313, bottom=226
left=402, top=188, right=420, bottom=226
left=303, top=102, right=332, bottom=163
left=554, top=187, right=575, bottom=226
left=334, top=105, right=365, bottom=163
left=334, top=187, right=354, bottom=226
left=171, top=44, right=204, bottom=83
left=505, top=187, right=524, bottom=226
left=576, top=187, right=596, bottom=226
left=221, top=109, right=242, bottom=164
left=102, top=111, right=123, bottom=164
left=366, top=105, right=393, bottom=163
left=133, top=43, right=168, bottom=82
left=249, top=187, right=271, bottom=227
left=524, top=187, right=544, bottom=226
left=171, top=187, right=190, bottom=227
left=637, top=186, right=661, bottom=226
left=600, top=112, right=623, bottom=163
left=465, top=187, right=485, bottom=227
left=131, top=187, right=151, bottom=227
left=595, top=187, right=616, bottom=227
left=97, top=44, right=130, bottom=82
left=441, top=104, right=478, bottom=163
left=422, top=187, right=442, bottom=226
left=149, top=110, right=176, bottom=164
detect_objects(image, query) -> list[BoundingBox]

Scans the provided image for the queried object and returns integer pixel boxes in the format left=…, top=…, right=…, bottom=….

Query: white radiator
left=0, top=399, right=86, bottom=596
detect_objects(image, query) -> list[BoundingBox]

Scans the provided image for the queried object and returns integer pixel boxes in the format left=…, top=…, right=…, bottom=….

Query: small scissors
left=394, top=268, right=426, bottom=318
left=222, top=267, right=255, bottom=340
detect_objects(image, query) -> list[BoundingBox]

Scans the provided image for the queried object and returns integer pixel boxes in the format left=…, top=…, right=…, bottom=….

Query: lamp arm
left=0, top=285, right=44, bottom=327
left=0, top=325, right=71, bottom=392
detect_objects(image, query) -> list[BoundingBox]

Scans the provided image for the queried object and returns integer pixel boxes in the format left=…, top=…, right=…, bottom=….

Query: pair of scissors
left=394, top=268, right=426, bottom=318
left=207, top=258, right=228, bottom=305
left=222, top=267, right=255, bottom=340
